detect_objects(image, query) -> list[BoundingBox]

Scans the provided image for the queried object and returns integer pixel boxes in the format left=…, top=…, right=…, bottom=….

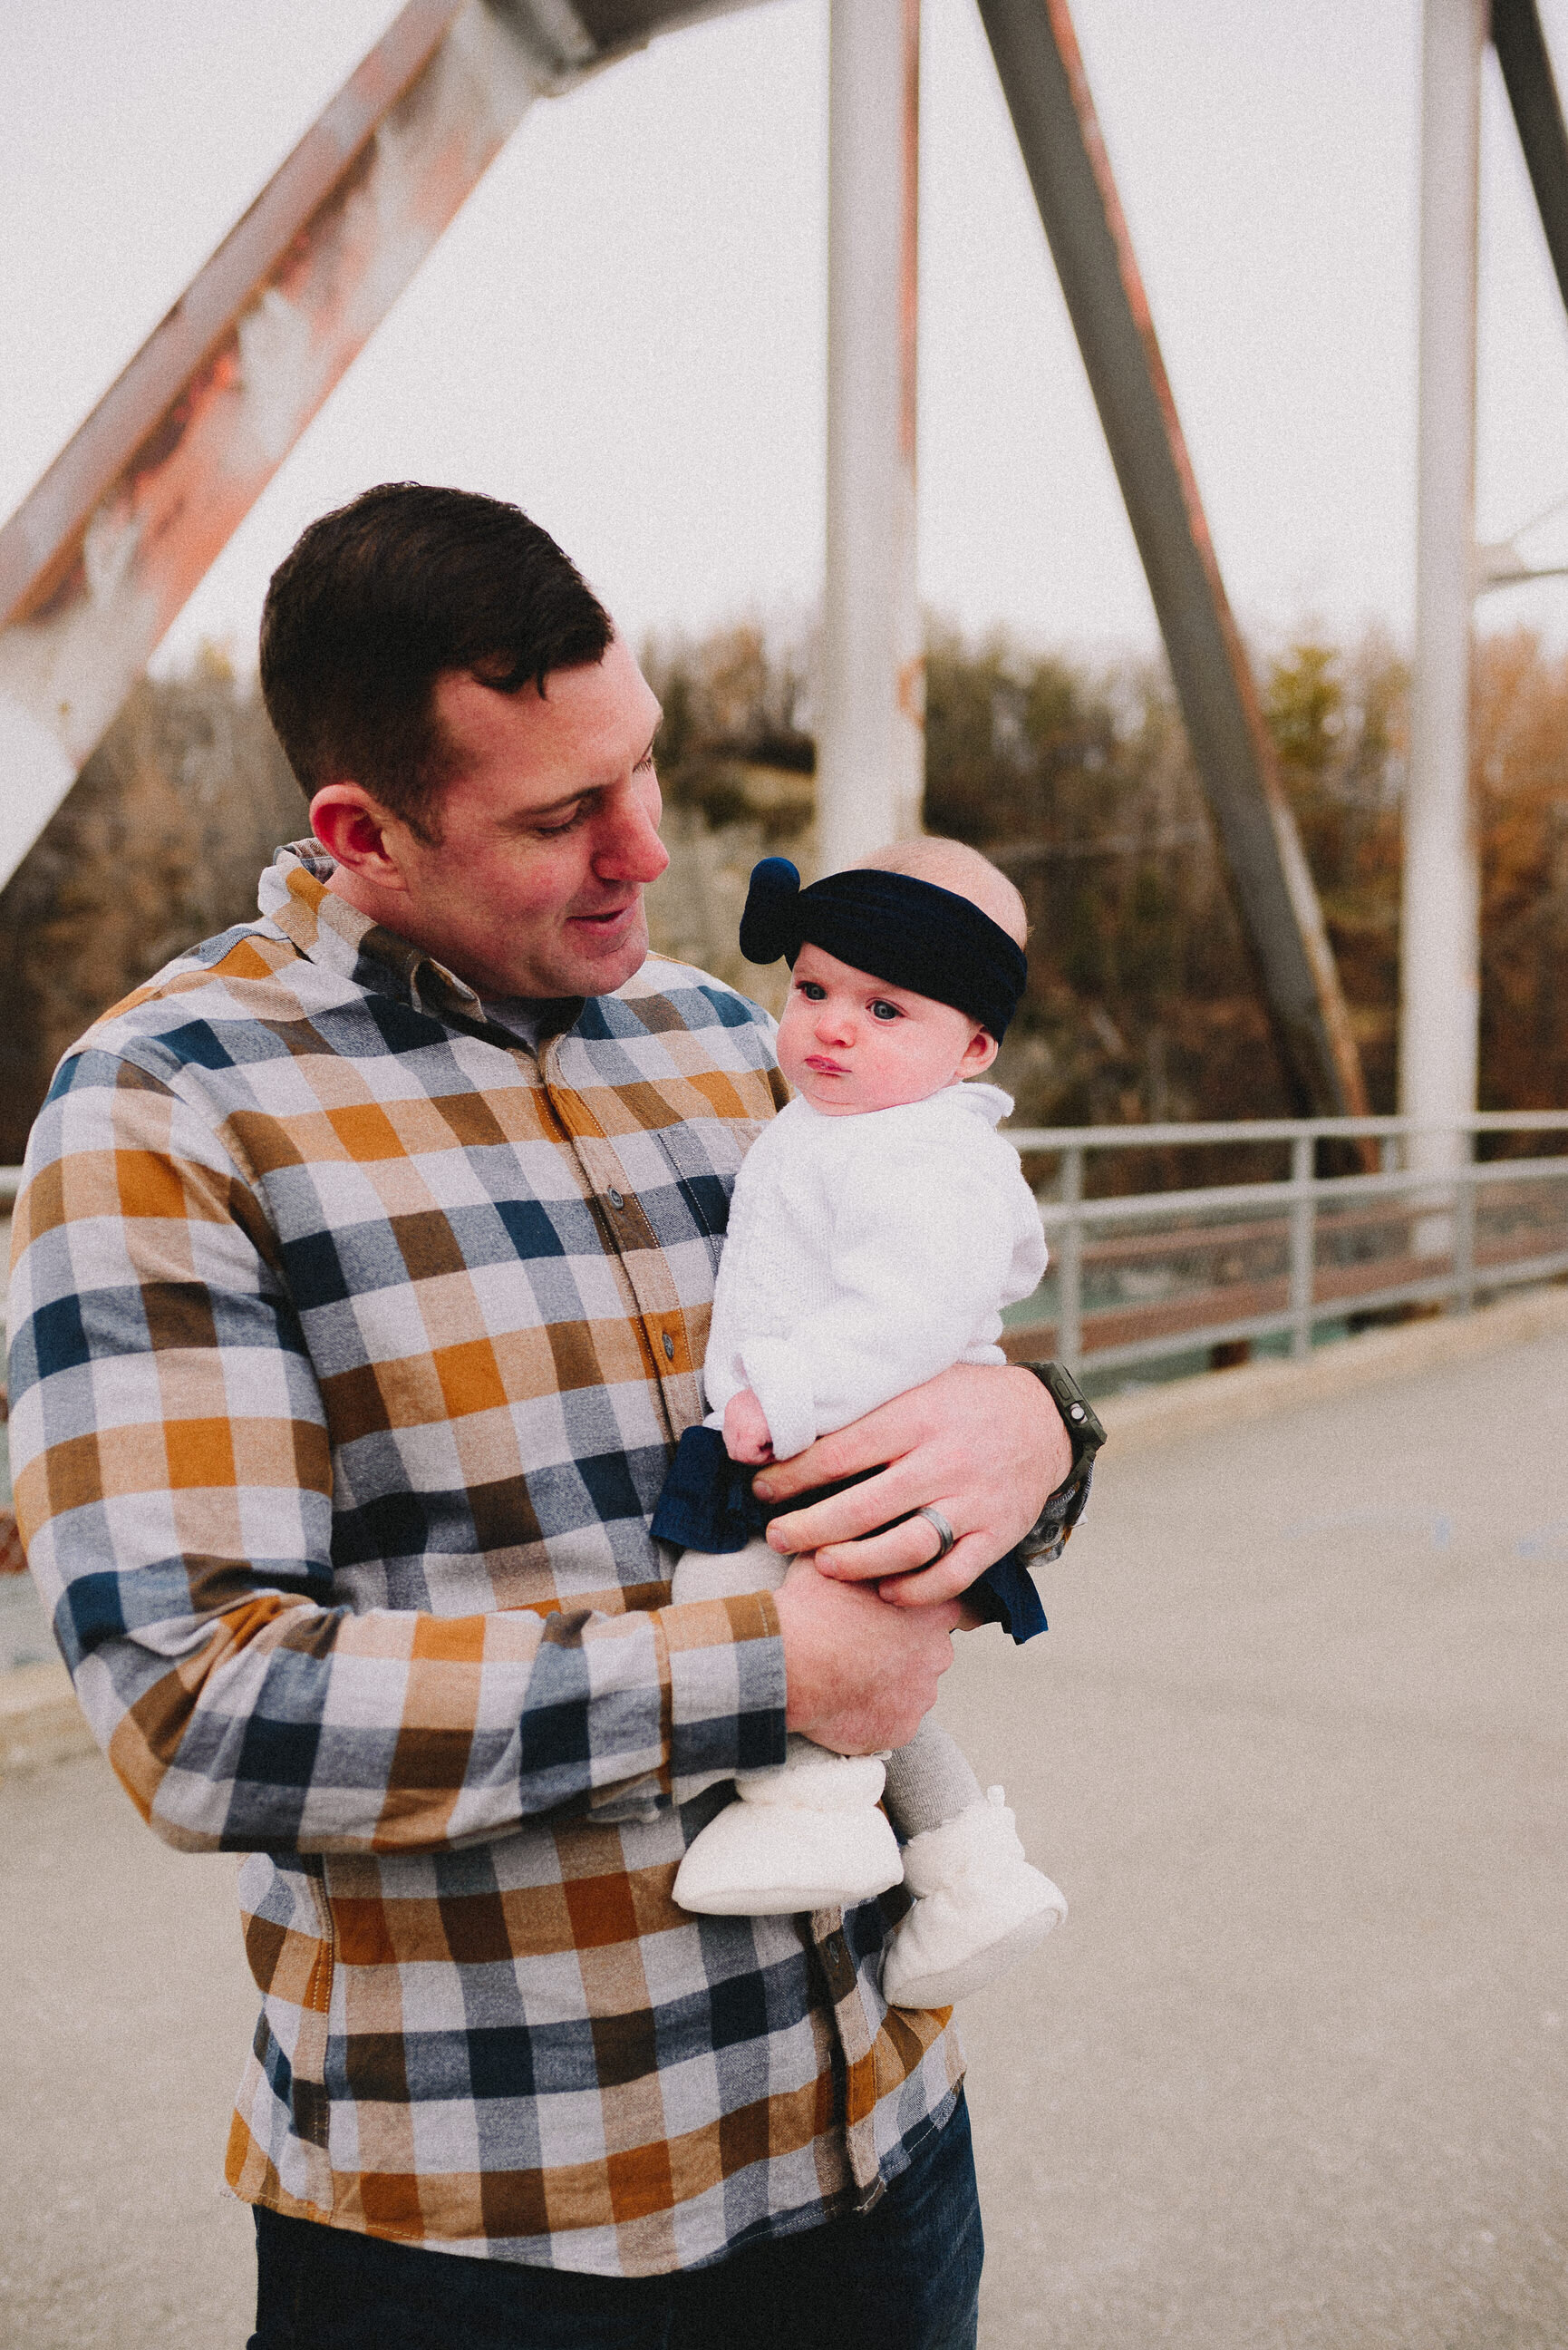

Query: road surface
left=3, top=1320, right=1565, bottom=2346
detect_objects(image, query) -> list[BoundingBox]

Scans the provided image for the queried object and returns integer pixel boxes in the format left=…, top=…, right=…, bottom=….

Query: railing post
left=1454, top=1127, right=1476, bottom=1313
left=1059, top=1145, right=1084, bottom=1374
left=1289, top=1132, right=1315, bottom=1360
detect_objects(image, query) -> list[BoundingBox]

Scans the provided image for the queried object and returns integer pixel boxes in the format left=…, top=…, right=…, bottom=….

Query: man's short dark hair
left=259, top=483, right=614, bottom=840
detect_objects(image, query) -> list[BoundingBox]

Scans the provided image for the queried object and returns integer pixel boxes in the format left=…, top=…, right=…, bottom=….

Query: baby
left=650, top=838, right=1066, bottom=2010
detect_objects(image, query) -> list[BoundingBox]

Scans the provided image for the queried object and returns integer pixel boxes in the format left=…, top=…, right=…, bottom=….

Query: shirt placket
left=808, top=1905, right=886, bottom=2207
left=536, top=1042, right=704, bottom=1443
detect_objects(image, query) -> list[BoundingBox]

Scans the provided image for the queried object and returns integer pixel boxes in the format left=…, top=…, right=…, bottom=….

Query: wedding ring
left=915, top=1505, right=957, bottom=1563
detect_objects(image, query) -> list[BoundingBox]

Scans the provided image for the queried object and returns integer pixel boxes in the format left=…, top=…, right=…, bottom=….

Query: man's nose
left=595, top=786, right=670, bottom=885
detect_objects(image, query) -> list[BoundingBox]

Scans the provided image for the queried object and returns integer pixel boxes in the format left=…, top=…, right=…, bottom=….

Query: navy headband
left=739, top=858, right=1027, bottom=1040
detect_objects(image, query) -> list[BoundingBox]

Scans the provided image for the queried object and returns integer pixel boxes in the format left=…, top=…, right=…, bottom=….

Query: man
left=9, top=485, right=1088, bottom=2348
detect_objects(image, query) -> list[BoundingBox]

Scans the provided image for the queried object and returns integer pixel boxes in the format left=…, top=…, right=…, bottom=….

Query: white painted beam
left=1401, top=0, right=1486, bottom=1186
left=818, top=0, right=924, bottom=875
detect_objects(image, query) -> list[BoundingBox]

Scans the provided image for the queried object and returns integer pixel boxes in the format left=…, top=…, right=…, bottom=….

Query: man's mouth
left=569, top=900, right=638, bottom=933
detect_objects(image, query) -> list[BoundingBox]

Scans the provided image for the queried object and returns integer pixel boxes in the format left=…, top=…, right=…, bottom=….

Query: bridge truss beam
left=976, top=0, right=1370, bottom=1121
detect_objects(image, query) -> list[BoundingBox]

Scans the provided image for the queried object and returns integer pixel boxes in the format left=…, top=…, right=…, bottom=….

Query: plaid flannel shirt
left=7, top=843, right=961, bottom=2277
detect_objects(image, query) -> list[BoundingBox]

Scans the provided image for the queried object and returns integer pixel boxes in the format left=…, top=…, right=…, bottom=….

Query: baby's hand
left=723, top=1388, right=775, bottom=1465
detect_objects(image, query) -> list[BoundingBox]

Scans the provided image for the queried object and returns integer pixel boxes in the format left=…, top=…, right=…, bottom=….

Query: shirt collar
left=257, top=840, right=487, bottom=1022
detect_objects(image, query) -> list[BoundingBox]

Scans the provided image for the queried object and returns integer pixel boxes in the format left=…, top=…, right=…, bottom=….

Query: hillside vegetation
left=646, top=620, right=1568, bottom=1172
left=2, top=624, right=1564, bottom=1173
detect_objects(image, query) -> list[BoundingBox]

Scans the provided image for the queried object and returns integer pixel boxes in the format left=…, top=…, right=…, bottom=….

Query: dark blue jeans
left=249, top=2090, right=982, bottom=2350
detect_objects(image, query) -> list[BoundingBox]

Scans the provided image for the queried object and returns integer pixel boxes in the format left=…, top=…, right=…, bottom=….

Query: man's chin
left=556, top=910, right=650, bottom=998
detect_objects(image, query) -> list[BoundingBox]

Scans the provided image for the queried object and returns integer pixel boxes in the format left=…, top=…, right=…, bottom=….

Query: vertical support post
left=818, top=0, right=924, bottom=874
left=1402, top=0, right=1485, bottom=1209
left=1289, top=1132, right=1315, bottom=1360
left=1454, top=1132, right=1477, bottom=1311
left=1058, top=1145, right=1085, bottom=1373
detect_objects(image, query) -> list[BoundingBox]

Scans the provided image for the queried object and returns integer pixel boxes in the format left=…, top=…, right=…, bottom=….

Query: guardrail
left=1002, top=1112, right=1568, bottom=1382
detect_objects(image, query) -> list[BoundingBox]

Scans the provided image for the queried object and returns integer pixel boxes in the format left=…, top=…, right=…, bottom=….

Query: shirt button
left=607, top=1188, right=624, bottom=1209
left=821, top=1933, right=857, bottom=1995
left=663, top=1332, right=675, bottom=1362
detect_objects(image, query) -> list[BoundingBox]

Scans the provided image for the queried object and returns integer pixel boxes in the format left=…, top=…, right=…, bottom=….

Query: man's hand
left=722, top=1387, right=775, bottom=1465
left=752, top=1363, right=1072, bottom=1609
left=774, top=1558, right=962, bottom=1753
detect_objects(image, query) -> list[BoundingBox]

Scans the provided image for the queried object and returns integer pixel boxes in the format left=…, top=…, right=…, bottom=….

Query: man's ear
left=308, top=784, right=411, bottom=893
left=959, top=1025, right=999, bottom=1078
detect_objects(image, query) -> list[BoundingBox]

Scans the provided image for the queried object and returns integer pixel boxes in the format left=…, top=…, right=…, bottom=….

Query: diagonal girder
left=975, top=0, right=1370, bottom=1121
left=0, top=0, right=740, bottom=897
left=0, top=0, right=544, bottom=892
left=1492, top=0, right=1568, bottom=321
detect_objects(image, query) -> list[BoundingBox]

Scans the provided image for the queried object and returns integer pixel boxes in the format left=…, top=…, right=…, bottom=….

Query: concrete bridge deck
left=3, top=1295, right=1565, bottom=2347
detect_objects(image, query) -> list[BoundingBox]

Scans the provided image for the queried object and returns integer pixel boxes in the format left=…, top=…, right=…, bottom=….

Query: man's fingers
left=762, top=1461, right=936, bottom=1557
left=761, top=1466, right=912, bottom=1560
left=752, top=1389, right=936, bottom=1502
left=776, top=1561, right=963, bottom=1751
left=810, top=1504, right=955, bottom=1583
left=874, top=1533, right=995, bottom=1609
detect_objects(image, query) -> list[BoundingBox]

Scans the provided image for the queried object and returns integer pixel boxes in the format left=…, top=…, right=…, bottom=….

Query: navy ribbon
left=739, top=859, right=1027, bottom=1040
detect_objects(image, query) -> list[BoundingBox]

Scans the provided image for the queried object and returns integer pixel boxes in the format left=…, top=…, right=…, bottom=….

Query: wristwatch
left=1013, top=1360, right=1107, bottom=1565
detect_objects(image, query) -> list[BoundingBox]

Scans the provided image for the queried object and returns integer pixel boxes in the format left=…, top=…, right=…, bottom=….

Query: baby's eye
left=870, top=1000, right=902, bottom=1021
left=797, top=980, right=827, bottom=1001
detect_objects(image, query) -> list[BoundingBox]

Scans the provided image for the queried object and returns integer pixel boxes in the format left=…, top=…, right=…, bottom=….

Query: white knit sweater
left=702, top=1083, right=1049, bottom=1462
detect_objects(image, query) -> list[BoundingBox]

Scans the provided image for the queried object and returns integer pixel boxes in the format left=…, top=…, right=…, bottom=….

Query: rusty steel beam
left=1492, top=0, right=1568, bottom=322
left=975, top=0, right=1370, bottom=1121
left=0, top=0, right=607, bottom=894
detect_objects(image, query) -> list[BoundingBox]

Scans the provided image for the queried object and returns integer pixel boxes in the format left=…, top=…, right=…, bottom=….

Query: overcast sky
left=6, top=0, right=1568, bottom=678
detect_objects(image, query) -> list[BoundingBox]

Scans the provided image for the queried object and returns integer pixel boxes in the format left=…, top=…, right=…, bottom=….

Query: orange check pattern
left=7, top=843, right=961, bottom=2277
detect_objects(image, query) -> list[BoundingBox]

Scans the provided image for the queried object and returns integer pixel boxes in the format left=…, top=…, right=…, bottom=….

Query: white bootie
left=881, top=1787, right=1067, bottom=2010
left=674, top=1735, right=905, bottom=1915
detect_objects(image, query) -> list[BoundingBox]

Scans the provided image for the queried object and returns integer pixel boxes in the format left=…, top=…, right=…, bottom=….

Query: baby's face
left=776, top=943, right=996, bottom=1115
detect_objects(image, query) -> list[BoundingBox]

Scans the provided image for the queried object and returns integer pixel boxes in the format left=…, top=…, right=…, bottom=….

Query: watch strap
left=1015, top=1360, right=1106, bottom=1564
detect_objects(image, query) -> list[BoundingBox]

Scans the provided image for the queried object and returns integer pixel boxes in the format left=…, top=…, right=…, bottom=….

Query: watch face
left=1030, top=1360, right=1107, bottom=1455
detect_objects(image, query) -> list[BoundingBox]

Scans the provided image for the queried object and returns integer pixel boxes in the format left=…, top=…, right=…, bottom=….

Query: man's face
left=775, top=943, right=995, bottom=1115
left=335, top=635, right=669, bottom=1000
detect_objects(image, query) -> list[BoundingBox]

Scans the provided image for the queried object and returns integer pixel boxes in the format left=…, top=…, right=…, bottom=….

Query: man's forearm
left=9, top=1082, right=789, bottom=1854
left=46, top=1583, right=787, bottom=1853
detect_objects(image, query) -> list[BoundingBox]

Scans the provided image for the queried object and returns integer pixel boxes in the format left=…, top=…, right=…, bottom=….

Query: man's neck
left=323, top=863, right=496, bottom=997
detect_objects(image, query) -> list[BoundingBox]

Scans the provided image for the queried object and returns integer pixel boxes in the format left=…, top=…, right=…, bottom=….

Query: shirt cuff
left=658, top=1588, right=789, bottom=1805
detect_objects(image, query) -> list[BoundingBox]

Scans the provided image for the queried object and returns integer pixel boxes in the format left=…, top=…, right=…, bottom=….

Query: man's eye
left=871, top=1000, right=902, bottom=1021
left=535, top=807, right=585, bottom=837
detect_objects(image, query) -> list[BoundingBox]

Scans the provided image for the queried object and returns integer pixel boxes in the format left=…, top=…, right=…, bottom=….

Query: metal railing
left=6, top=1120, right=1568, bottom=1388
left=1002, top=1112, right=1568, bottom=1380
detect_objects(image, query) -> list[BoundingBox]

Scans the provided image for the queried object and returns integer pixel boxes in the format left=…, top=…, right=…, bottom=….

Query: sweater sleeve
left=740, top=1124, right=1046, bottom=1460
left=6, top=1052, right=786, bottom=1854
